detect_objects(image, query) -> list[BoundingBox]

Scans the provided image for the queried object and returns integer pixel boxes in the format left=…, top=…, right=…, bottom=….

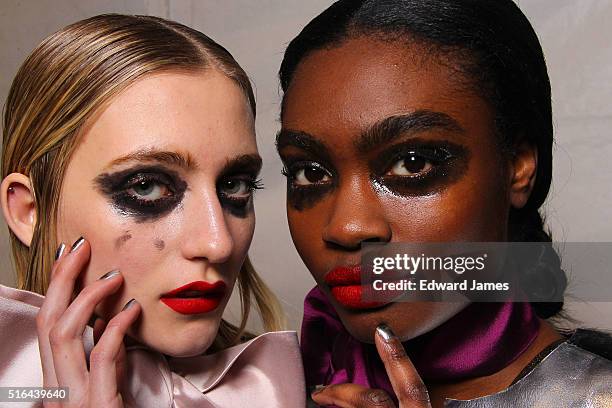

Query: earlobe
left=1, top=173, right=37, bottom=247
left=509, top=140, right=538, bottom=209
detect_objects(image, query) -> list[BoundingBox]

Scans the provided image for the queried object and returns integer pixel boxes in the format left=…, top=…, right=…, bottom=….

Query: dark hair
left=279, top=0, right=565, bottom=318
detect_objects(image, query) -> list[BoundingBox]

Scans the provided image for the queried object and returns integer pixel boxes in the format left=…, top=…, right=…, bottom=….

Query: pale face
left=56, top=70, right=260, bottom=357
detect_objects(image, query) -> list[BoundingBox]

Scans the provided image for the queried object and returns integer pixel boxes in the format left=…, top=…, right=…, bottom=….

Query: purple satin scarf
left=301, top=286, right=539, bottom=399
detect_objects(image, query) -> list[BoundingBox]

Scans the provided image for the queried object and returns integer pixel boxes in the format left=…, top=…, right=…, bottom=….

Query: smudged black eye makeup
left=214, top=153, right=264, bottom=217
left=94, top=165, right=187, bottom=222
left=280, top=159, right=334, bottom=211
left=217, top=176, right=264, bottom=217
left=371, top=140, right=469, bottom=196
left=279, top=139, right=469, bottom=209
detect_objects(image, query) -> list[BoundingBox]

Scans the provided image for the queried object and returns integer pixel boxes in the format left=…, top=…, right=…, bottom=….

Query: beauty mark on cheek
left=115, top=230, right=133, bottom=249
left=154, top=239, right=165, bottom=251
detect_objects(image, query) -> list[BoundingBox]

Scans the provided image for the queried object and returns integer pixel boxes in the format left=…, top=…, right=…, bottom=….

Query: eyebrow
left=355, top=110, right=465, bottom=153
left=276, top=110, right=465, bottom=158
left=275, top=130, right=333, bottom=163
left=104, top=148, right=198, bottom=170
left=220, top=154, right=263, bottom=176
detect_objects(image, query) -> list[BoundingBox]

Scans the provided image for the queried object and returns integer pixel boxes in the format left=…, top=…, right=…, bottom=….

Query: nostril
left=324, top=239, right=361, bottom=252
left=323, top=236, right=388, bottom=252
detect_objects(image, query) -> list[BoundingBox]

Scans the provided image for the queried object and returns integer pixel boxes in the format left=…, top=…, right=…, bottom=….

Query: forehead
left=282, top=36, right=492, bottom=141
left=75, top=70, right=257, bottom=170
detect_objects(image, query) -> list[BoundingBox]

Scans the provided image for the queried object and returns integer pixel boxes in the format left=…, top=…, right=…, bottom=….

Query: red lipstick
left=161, top=281, right=226, bottom=315
left=324, top=265, right=387, bottom=310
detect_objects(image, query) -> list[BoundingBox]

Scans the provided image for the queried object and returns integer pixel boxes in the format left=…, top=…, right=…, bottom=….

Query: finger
left=93, top=317, right=107, bottom=344
left=375, top=325, right=431, bottom=407
left=311, top=383, right=396, bottom=408
left=38, top=237, right=89, bottom=326
left=89, top=299, right=141, bottom=407
left=36, top=238, right=89, bottom=389
left=49, top=270, right=123, bottom=390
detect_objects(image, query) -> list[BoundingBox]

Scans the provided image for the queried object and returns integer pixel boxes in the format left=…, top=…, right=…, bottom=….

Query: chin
left=145, top=332, right=216, bottom=358
left=336, top=300, right=469, bottom=344
left=131, top=317, right=220, bottom=357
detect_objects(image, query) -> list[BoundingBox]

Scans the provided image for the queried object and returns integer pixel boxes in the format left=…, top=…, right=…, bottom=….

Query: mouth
left=324, top=265, right=390, bottom=310
left=160, top=281, right=227, bottom=315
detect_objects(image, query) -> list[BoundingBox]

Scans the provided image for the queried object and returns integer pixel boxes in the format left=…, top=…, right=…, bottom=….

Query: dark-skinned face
left=278, top=36, right=536, bottom=343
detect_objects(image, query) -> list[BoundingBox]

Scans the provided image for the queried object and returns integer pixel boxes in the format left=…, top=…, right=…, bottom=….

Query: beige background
left=1, top=0, right=611, bottom=333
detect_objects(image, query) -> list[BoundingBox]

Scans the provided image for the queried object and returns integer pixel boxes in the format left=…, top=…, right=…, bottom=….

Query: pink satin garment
left=0, top=284, right=306, bottom=407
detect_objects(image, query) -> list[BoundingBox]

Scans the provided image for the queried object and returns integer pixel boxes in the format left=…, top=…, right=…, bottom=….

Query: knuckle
left=77, top=283, right=99, bottom=300
left=36, top=310, right=55, bottom=330
left=401, top=383, right=430, bottom=403
left=361, top=389, right=394, bottom=407
left=51, top=262, right=71, bottom=280
left=89, top=347, right=111, bottom=365
left=48, top=324, right=71, bottom=347
left=104, top=318, right=124, bottom=332
left=387, top=345, right=408, bottom=363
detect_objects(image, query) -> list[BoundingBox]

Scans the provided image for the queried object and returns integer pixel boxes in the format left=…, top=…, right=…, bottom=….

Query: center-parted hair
left=279, top=0, right=566, bottom=318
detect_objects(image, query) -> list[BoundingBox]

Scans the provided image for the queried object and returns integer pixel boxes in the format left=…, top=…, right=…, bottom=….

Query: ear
left=1, top=173, right=37, bottom=247
left=509, top=139, right=538, bottom=209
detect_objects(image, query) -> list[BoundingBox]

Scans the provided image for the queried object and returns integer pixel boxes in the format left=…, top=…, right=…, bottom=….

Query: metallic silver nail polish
left=122, top=298, right=137, bottom=311
left=54, top=243, right=66, bottom=260
left=98, top=270, right=120, bottom=280
left=311, top=385, right=326, bottom=395
left=70, top=236, right=85, bottom=252
left=376, top=324, right=395, bottom=342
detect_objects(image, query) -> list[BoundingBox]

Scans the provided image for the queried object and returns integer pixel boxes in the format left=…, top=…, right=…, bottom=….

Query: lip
left=160, top=280, right=227, bottom=315
left=324, top=265, right=389, bottom=310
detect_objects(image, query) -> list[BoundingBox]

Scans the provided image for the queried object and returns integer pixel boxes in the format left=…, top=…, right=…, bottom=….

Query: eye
left=218, top=179, right=254, bottom=198
left=284, top=162, right=332, bottom=186
left=388, top=153, right=434, bottom=177
left=94, top=166, right=187, bottom=222
left=125, top=177, right=172, bottom=201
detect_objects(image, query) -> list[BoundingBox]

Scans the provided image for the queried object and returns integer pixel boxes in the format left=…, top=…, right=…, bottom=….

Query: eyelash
left=122, top=173, right=175, bottom=203
left=217, top=177, right=264, bottom=209
left=104, top=169, right=186, bottom=219
left=281, top=161, right=333, bottom=187
left=382, top=147, right=453, bottom=178
left=281, top=146, right=454, bottom=188
left=97, top=165, right=263, bottom=220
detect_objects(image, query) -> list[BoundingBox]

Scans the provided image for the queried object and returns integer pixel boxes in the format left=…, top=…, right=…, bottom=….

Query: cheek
left=226, top=213, right=255, bottom=262
left=56, top=189, right=126, bottom=284
left=287, top=206, right=328, bottom=277
left=386, top=161, right=509, bottom=242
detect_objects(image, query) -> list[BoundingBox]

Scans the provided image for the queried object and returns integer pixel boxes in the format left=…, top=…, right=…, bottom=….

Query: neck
left=427, top=319, right=563, bottom=407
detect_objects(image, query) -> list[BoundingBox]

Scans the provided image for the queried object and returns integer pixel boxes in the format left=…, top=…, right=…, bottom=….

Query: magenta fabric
left=301, top=286, right=540, bottom=399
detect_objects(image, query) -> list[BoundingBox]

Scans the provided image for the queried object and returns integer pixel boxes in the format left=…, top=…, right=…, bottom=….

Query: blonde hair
left=1, top=14, right=284, bottom=347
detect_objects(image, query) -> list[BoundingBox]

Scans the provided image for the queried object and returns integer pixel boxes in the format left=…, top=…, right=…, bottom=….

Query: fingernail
left=70, top=236, right=85, bottom=252
left=54, top=243, right=66, bottom=260
left=98, top=269, right=120, bottom=280
left=122, top=298, right=137, bottom=311
left=376, top=324, right=396, bottom=343
left=311, top=384, right=326, bottom=395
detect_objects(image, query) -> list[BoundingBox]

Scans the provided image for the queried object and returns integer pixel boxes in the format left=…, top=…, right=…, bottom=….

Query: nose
left=322, top=175, right=392, bottom=250
left=182, top=189, right=234, bottom=264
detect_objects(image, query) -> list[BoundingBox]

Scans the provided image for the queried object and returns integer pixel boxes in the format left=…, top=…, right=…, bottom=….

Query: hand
left=35, top=237, right=141, bottom=407
left=311, top=324, right=431, bottom=408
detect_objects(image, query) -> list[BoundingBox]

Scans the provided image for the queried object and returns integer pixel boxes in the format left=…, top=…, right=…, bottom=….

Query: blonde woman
left=0, top=14, right=305, bottom=407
